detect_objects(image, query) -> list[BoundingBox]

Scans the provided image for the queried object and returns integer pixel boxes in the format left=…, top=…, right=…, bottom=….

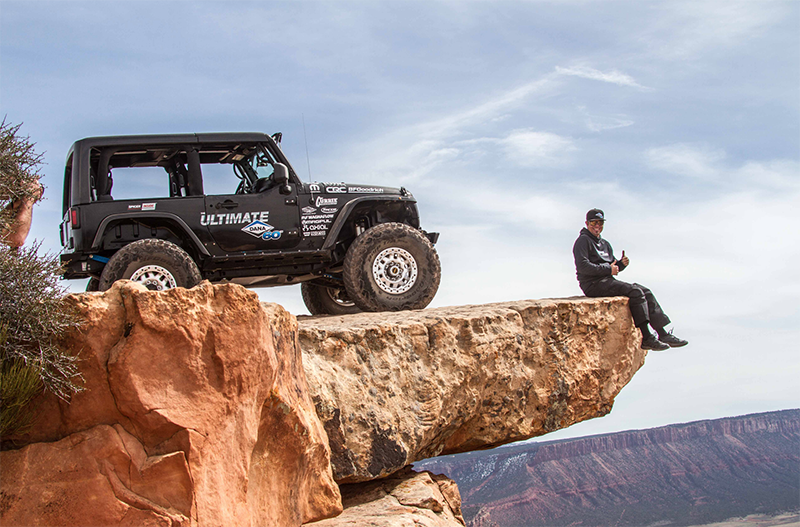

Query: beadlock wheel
left=97, top=239, right=202, bottom=292
left=301, top=281, right=361, bottom=315
left=372, top=247, right=418, bottom=294
left=324, top=286, right=356, bottom=307
left=343, top=222, right=440, bottom=312
left=129, top=264, right=178, bottom=291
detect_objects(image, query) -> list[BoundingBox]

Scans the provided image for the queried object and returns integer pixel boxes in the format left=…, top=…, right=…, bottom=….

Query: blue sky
left=2, top=1, right=798, bottom=440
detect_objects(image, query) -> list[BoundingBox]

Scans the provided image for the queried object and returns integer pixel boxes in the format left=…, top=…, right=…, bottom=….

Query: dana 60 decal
left=241, top=220, right=283, bottom=241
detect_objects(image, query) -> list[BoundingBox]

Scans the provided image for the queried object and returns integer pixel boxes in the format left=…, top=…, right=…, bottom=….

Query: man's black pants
left=581, top=277, right=671, bottom=329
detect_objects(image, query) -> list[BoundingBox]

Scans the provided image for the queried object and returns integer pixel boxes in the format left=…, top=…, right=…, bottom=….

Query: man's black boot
left=658, top=330, right=688, bottom=348
left=641, top=333, right=669, bottom=351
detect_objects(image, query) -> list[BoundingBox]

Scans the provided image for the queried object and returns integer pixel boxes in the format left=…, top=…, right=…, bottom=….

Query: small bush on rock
left=0, top=118, right=44, bottom=242
left=0, top=120, right=82, bottom=438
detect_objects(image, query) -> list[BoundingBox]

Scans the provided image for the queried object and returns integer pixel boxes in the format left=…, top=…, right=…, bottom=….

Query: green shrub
left=0, top=120, right=82, bottom=439
left=0, top=244, right=82, bottom=391
left=0, top=118, right=44, bottom=239
left=0, top=325, right=44, bottom=437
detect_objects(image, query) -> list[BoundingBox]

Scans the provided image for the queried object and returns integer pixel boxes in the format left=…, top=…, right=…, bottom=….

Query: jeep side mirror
left=273, top=163, right=292, bottom=194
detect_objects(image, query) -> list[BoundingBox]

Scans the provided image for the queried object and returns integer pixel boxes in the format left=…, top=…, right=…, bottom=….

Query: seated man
left=573, top=208, right=688, bottom=351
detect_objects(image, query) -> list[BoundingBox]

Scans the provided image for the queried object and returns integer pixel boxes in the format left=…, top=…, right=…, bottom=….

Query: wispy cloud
left=555, top=65, right=651, bottom=90
left=498, top=129, right=577, bottom=168
left=644, top=143, right=725, bottom=180
left=636, top=0, right=788, bottom=61
left=421, top=75, right=559, bottom=141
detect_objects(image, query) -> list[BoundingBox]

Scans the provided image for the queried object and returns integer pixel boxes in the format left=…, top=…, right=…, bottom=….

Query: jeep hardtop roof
left=68, top=132, right=279, bottom=152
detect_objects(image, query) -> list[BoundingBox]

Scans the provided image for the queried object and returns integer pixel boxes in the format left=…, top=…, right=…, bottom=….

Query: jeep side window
left=200, top=161, right=245, bottom=196
left=105, top=166, right=170, bottom=200
left=89, top=146, right=198, bottom=201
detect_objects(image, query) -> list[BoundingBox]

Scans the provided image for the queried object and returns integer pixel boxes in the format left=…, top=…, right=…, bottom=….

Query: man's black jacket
left=572, top=227, right=627, bottom=288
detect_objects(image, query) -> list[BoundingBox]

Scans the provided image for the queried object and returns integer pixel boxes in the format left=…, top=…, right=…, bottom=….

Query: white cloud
left=499, top=129, right=577, bottom=168
left=637, top=0, right=788, bottom=61
left=421, top=75, right=559, bottom=141
left=645, top=144, right=726, bottom=179
left=578, top=107, right=635, bottom=133
left=556, top=65, right=651, bottom=90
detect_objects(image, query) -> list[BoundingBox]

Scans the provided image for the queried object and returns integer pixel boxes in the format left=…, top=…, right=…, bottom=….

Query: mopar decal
left=200, top=211, right=269, bottom=226
left=241, top=221, right=283, bottom=240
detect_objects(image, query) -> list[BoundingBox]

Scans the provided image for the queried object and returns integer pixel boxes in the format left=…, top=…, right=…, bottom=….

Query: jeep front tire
left=97, top=239, right=202, bottom=292
left=343, top=222, right=440, bottom=312
left=301, top=282, right=360, bottom=316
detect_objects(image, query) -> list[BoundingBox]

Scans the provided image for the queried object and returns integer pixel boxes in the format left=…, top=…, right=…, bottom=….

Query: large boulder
left=299, top=297, right=644, bottom=483
left=1, top=281, right=341, bottom=527
left=306, top=468, right=465, bottom=527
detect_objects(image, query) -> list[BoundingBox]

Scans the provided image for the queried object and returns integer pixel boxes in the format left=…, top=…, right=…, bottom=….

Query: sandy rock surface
left=299, top=297, right=644, bottom=483
left=305, top=468, right=465, bottom=527
left=1, top=281, right=341, bottom=527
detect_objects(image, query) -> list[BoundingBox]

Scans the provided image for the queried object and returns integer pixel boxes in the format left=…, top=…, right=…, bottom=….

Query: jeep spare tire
left=97, top=239, right=202, bottom=292
left=343, top=222, right=440, bottom=312
left=301, top=282, right=361, bottom=316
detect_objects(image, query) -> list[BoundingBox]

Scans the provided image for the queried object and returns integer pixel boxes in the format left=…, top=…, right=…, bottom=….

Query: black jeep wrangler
left=59, top=132, right=440, bottom=315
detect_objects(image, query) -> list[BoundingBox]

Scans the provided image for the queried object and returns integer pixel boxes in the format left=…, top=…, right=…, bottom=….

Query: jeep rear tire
left=301, top=282, right=361, bottom=316
left=97, top=239, right=202, bottom=292
left=343, top=222, right=440, bottom=312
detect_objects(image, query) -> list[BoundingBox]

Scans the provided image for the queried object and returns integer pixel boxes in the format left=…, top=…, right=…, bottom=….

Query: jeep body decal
left=347, top=186, right=383, bottom=193
left=301, top=212, right=334, bottom=237
left=200, top=211, right=269, bottom=226
left=241, top=220, right=283, bottom=241
left=315, top=196, right=338, bottom=207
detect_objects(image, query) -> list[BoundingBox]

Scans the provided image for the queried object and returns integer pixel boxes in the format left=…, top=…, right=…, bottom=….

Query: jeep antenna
left=302, top=114, right=312, bottom=180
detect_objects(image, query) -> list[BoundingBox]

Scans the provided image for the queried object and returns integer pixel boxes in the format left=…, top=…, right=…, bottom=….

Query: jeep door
left=202, top=157, right=301, bottom=253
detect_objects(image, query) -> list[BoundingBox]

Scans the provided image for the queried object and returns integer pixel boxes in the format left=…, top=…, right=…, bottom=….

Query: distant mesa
left=417, top=409, right=800, bottom=527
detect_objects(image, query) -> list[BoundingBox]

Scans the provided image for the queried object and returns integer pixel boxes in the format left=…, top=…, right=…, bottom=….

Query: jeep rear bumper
left=60, top=253, right=108, bottom=279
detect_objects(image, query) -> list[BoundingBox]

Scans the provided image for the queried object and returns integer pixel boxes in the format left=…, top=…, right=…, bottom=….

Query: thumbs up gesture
left=620, top=250, right=629, bottom=267
left=611, top=260, right=619, bottom=275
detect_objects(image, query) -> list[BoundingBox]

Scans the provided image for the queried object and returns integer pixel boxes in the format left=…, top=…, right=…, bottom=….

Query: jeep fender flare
left=91, top=212, right=211, bottom=256
left=322, top=196, right=418, bottom=251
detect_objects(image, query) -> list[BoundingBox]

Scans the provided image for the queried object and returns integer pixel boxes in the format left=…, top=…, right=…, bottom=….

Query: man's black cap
left=586, top=208, right=605, bottom=222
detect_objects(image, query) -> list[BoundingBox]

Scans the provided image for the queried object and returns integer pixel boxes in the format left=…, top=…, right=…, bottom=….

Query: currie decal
left=315, top=196, right=337, bottom=207
left=241, top=220, right=282, bottom=241
left=200, top=211, right=269, bottom=226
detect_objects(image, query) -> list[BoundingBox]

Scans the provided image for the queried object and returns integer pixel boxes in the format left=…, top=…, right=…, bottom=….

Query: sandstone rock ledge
left=0, top=283, right=645, bottom=527
left=1, top=281, right=341, bottom=527
left=307, top=468, right=466, bottom=527
left=299, top=297, right=644, bottom=483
